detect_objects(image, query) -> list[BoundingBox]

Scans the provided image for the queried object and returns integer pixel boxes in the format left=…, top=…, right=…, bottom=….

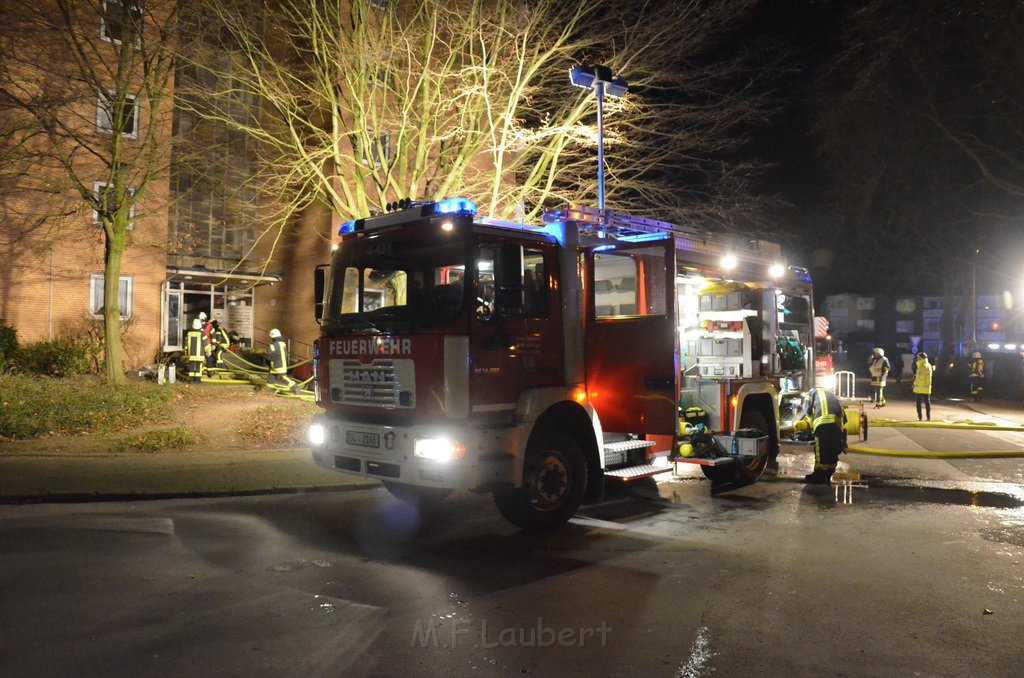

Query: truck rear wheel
left=383, top=482, right=452, bottom=505
left=701, top=410, right=771, bottom=486
left=493, top=430, right=585, bottom=531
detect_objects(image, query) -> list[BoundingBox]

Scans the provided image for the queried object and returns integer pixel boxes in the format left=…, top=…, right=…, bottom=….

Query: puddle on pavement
left=593, top=473, right=1024, bottom=517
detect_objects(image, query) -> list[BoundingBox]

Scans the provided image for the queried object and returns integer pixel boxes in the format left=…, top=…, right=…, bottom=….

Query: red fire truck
left=308, top=198, right=816, bottom=530
left=813, top=316, right=836, bottom=391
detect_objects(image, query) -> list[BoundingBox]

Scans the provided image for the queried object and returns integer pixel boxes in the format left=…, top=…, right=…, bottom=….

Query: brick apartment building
left=0, top=1, right=331, bottom=368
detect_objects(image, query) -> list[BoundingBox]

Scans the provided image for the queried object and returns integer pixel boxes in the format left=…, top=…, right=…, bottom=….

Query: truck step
left=604, top=464, right=673, bottom=481
left=603, top=439, right=657, bottom=453
left=671, top=456, right=736, bottom=467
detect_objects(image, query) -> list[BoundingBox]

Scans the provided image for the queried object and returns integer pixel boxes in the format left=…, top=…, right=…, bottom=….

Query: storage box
left=714, top=434, right=768, bottom=458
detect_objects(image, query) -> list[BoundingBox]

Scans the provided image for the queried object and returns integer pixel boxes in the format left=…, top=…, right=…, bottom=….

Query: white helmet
left=873, top=347, right=885, bottom=357
left=192, top=319, right=202, bottom=330
left=973, top=351, right=981, bottom=359
left=199, top=311, right=208, bottom=321
left=269, top=328, right=281, bottom=339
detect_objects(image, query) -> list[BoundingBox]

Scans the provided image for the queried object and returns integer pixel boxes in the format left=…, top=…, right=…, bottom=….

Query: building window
left=90, top=274, right=133, bottom=319
left=856, top=318, right=875, bottom=331
left=93, top=181, right=135, bottom=228
left=856, top=297, right=875, bottom=311
left=363, top=130, right=391, bottom=167
left=895, top=320, right=915, bottom=334
left=97, top=90, right=138, bottom=138
left=101, top=0, right=143, bottom=46
left=925, top=320, right=940, bottom=334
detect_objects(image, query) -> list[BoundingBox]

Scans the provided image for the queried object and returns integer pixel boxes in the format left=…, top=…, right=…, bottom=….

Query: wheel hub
left=534, top=457, right=568, bottom=504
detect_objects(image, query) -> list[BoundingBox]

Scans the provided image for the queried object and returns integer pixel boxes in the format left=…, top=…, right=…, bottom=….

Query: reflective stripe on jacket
left=808, top=387, right=844, bottom=430
left=268, top=338, right=288, bottom=375
left=912, top=359, right=933, bottom=394
left=186, top=330, right=204, bottom=362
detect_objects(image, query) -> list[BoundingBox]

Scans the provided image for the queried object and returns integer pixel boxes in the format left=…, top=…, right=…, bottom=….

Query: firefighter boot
left=803, top=468, right=834, bottom=485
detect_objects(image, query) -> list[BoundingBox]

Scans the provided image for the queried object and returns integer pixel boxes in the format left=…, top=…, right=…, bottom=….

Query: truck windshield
left=324, top=231, right=468, bottom=329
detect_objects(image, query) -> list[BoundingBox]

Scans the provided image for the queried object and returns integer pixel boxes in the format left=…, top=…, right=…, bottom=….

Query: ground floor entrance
left=160, top=267, right=279, bottom=353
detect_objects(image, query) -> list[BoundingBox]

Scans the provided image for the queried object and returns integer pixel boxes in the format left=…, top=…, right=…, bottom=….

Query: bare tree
left=0, top=0, right=177, bottom=382
left=179, top=0, right=776, bottom=265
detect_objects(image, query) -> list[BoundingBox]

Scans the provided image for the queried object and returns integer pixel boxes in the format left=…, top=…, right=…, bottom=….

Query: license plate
left=346, top=430, right=380, bottom=449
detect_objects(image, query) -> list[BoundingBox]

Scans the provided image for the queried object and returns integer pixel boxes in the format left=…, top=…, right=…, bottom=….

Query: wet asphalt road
left=2, top=427, right=1023, bottom=678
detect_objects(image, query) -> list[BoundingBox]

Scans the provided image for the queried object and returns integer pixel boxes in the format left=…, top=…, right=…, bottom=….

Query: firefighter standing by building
left=868, top=347, right=891, bottom=408
left=267, top=328, right=290, bottom=385
left=210, top=319, right=231, bottom=367
left=794, top=386, right=847, bottom=484
left=186, top=319, right=205, bottom=384
left=913, top=351, right=934, bottom=420
left=968, top=351, right=985, bottom=402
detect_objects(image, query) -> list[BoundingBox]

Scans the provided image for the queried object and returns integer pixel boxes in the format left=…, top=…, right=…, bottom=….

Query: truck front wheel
left=493, top=431, right=586, bottom=531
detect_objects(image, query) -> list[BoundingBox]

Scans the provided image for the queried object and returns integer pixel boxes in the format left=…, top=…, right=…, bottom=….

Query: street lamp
left=569, top=64, right=628, bottom=211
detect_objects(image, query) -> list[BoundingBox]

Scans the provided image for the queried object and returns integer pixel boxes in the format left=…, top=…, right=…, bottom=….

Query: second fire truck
left=308, top=198, right=816, bottom=530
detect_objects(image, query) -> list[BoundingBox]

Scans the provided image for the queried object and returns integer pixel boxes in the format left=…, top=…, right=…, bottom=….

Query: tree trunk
left=102, top=220, right=128, bottom=383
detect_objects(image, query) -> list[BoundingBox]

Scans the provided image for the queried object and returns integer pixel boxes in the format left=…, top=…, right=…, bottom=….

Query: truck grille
left=331, top=358, right=415, bottom=408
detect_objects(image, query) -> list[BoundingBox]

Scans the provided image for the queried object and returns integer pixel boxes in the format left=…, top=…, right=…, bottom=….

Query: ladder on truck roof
left=544, top=203, right=783, bottom=268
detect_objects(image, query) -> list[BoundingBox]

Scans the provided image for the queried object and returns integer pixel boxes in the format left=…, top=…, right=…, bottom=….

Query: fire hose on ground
left=842, top=410, right=1024, bottom=460
left=175, top=346, right=316, bottom=401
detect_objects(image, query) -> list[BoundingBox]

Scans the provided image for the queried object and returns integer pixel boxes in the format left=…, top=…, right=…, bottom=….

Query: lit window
left=89, top=273, right=133, bottom=319
left=93, top=181, right=136, bottom=229
left=100, top=0, right=143, bottom=46
left=96, top=90, right=138, bottom=138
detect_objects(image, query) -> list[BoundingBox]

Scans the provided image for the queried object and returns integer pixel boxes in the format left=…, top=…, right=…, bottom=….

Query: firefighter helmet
left=192, top=319, right=202, bottom=330
left=873, top=347, right=885, bottom=357
left=973, top=351, right=981, bottom=359
left=199, top=311, right=208, bottom=321
left=794, top=417, right=811, bottom=432
left=269, top=328, right=281, bottom=339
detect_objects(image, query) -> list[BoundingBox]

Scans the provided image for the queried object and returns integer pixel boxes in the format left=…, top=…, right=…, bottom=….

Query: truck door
left=585, top=238, right=678, bottom=434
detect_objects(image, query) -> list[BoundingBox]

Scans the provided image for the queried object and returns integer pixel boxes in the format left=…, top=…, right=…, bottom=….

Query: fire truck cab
left=308, top=198, right=815, bottom=530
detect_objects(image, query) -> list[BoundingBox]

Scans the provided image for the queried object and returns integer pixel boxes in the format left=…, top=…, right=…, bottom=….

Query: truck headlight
left=819, top=373, right=837, bottom=391
left=308, top=423, right=326, bottom=446
left=414, top=437, right=466, bottom=462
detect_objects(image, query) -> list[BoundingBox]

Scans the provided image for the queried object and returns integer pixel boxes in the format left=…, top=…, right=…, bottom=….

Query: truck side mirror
left=314, top=265, right=327, bottom=323
left=496, top=244, right=524, bottom=314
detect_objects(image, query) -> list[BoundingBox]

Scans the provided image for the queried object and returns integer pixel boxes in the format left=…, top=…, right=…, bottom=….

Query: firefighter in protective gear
left=867, top=347, right=890, bottom=408
left=968, top=351, right=985, bottom=402
left=198, top=312, right=216, bottom=367
left=267, top=328, right=290, bottom=385
left=795, top=386, right=847, bottom=484
left=210, top=320, right=231, bottom=367
left=913, top=351, right=934, bottom=420
left=186, top=319, right=205, bottom=384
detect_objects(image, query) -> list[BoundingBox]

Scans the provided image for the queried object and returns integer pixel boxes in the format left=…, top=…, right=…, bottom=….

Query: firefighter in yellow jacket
left=867, top=347, right=890, bottom=408
left=267, top=328, right=290, bottom=385
left=912, top=351, right=934, bottom=420
left=968, top=351, right=985, bottom=402
left=185, top=319, right=205, bottom=384
left=794, top=386, right=847, bottom=484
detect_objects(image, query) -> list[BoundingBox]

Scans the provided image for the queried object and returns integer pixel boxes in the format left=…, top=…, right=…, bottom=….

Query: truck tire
left=382, top=482, right=452, bottom=505
left=701, top=409, right=771, bottom=486
left=493, top=429, right=586, bottom=531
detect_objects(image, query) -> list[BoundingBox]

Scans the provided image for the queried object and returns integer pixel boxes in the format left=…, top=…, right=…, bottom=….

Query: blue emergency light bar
left=337, top=197, right=478, bottom=236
